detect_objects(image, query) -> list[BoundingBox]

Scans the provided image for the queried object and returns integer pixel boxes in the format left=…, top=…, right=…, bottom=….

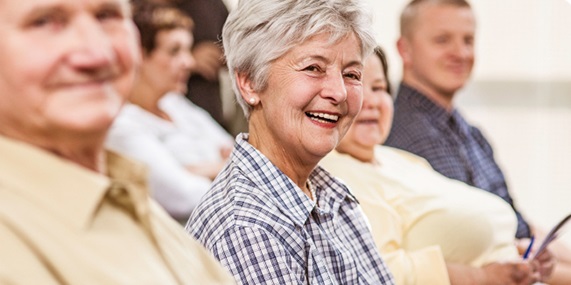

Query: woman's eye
left=303, top=65, right=321, bottom=72
left=344, top=72, right=361, bottom=81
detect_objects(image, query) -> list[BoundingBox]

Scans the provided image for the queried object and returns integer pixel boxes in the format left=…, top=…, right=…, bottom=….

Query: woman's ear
left=236, top=72, right=259, bottom=105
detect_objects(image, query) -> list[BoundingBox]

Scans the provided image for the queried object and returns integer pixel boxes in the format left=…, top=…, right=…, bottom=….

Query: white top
left=106, top=92, right=233, bottom=221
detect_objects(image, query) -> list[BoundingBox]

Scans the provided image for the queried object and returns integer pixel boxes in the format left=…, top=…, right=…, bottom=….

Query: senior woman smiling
left=186, top=0, right=395, bottom=284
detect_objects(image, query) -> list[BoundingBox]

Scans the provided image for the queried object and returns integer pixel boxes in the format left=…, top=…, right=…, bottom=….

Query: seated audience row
left=0, top=0, right=565, bottom=284
left=187, top=0, right=552, bottom=284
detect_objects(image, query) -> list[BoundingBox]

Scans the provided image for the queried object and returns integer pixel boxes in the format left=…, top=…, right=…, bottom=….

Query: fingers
left=510, top=261, right=539, bottom=285
left=534, top=248, right=556, bottom=282
left=515, top=238, right=532, bottom=256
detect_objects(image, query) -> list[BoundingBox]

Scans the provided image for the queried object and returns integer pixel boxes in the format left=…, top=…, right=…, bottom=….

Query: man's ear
left=397, top=36, right=412, bottom=65
left=236, top=71, right=259, bottom=105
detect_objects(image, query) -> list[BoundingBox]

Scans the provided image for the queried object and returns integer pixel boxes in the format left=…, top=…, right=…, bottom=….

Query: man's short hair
left=400, top=0, right=471, bottom=37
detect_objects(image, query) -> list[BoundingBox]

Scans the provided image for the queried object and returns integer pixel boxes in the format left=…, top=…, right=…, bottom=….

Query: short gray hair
left=222, top=0, right=376, bottom=118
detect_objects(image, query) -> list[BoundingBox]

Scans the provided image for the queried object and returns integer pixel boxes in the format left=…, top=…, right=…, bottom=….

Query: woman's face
left=0, top=0, right=140, bottom=138
left=337, top=54, right=393, bottom=154
left=246, top=32, right=364, bottom=164
left=141, top=28, right=195, bottom=95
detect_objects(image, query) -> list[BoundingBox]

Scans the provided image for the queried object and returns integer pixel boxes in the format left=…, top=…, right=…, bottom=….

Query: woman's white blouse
left=106, top=93, right=233, bottom=221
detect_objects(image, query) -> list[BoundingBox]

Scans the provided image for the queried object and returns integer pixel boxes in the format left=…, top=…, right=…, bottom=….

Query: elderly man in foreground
left=0, top=0, right=234, bottom=283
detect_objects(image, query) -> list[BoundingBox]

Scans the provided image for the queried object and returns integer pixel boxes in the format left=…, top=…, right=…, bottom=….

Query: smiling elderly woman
left=185, top=0, right=395, bottom=284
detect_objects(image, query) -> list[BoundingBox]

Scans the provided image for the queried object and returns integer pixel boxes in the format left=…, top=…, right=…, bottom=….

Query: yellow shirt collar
left=0, top=135, right=148, bottom=230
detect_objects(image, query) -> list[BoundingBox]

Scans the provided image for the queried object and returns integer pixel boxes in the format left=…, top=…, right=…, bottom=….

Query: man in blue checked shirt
left=385, top=0, right=532, bottom=239
left=385, top=0, right=571, bottom=283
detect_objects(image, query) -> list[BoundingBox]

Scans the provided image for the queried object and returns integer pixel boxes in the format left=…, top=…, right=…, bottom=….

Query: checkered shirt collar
left=231, top=133, right=357, bottom=227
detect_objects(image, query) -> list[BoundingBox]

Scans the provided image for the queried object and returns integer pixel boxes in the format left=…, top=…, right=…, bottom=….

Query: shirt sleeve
left=382, top=246, right=450, bottom=285
left=361, top=192, right=450, bottom=285
left=162, top=95, right=233, bottom=166
left=210, top=226, right=303, bottom=285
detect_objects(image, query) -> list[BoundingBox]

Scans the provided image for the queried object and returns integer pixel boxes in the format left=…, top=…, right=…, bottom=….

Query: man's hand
left=192, top=41, right=224, bottom=81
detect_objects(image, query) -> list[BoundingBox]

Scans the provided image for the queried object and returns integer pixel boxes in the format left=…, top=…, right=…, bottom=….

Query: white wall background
left=363, top=0, right=571, bottom=81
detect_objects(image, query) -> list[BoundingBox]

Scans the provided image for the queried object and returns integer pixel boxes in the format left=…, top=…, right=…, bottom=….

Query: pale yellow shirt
left=321, top=146, right=520, bottom=285
left=0, top=136, right=235, bottom=285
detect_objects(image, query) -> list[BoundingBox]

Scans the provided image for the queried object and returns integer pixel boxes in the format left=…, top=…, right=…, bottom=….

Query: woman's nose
left=321, top=73, right=347, bottom=104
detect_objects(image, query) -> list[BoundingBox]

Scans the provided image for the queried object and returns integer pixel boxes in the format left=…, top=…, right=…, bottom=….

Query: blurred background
left=365, top=0, right=571, bottom=246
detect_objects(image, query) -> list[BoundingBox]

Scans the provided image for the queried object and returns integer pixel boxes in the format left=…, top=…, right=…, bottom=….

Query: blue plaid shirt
left=186, top=134, right=395, bottom=285
left=385, top=83, right=532, bottom=239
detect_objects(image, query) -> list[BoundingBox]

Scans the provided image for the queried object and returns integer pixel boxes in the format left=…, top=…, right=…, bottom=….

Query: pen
left=523, top=235, right=535, bottom=260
